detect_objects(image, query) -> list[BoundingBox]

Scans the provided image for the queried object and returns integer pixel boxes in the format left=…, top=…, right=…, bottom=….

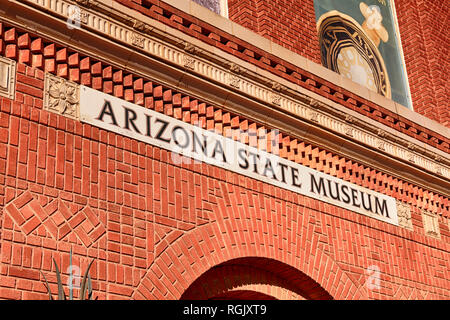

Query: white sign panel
left=80, top=86, right=398, bottom=225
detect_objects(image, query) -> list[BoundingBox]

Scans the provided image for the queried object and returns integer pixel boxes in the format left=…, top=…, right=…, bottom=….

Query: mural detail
left=360, top=3, right=388, bottom=47
left=314, top=0, right=412, bottom=109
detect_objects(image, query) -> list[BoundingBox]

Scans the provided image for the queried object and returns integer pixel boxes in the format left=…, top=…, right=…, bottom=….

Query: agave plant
left=40, top=248, right=95, bottom=300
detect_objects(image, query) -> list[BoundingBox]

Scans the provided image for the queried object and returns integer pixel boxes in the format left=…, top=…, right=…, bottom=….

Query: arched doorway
left=181, top=257, right=333, bottom=300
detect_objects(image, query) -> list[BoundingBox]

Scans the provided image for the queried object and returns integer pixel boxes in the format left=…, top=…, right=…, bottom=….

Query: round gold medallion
left=317, top=9, right=391, bottom=99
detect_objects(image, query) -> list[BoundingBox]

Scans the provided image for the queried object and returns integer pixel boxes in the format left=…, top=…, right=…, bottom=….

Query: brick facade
left=228, top=0, right=321, bottom=63
left=115, top=0, right=449, bottom=152
left=0, top=0, right=448, bottom=300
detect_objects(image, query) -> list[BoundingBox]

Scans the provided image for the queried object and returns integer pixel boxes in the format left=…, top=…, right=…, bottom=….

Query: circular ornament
left=317, top=10, right=391, bottom=99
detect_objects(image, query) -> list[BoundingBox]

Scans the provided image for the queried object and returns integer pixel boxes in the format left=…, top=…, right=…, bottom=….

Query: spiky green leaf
left=80, top=258, right=95, bottom=300
left=87, top=274, right=93, bottom=300
left=40, top=271, right=53, bottom=300
left=53, top=258, right=66, bottom=300
left=69, top=248, right=73, bottom=300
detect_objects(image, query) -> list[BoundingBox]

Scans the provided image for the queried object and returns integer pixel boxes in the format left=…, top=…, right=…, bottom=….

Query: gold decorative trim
left=317, top=10, right=391, bottom=99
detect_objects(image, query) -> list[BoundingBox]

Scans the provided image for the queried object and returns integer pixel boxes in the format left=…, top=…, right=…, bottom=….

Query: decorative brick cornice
left=112, top=0, right=450, bottom=151
left=9, top=0, right=450, bottom=154
left=8, top=0, right=448, bottom=159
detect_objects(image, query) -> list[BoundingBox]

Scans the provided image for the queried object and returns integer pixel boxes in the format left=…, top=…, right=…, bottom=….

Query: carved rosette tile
left=44, top=73, right=80, bottom=120
left=229, top=75, right=241, bottom=89
left=308, top=109, right=319, bottom=122
left=0, top=57, right=16, bottom=99
left=344, top=125, right=353, bottom=137
left=79, top=10, right=89, bottom=24
left=131, top=33, right=145, bottom=49
left=183, top=55, right=196, bottom=70
left=376, top=139, right=386, bottom=151
left=271, top=93, right=281, bottom=106
left=396, top=201, right=413, bottom=230
left=421, top=210, right=440, bottom=238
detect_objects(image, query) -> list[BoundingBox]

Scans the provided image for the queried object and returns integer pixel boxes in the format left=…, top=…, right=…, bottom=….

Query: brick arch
left=132, top=192, right=369, bottom=300
left=210, top=290, right=277, bottom=300
left=180, top=257, right=332, bottom=300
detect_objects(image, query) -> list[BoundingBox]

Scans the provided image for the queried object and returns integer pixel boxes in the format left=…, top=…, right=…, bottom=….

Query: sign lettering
left=80, top=86, right=398, bottom=225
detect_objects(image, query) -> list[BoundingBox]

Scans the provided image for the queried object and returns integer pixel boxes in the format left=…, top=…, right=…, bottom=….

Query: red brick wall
left=0, top=21, right=449, bottom=300
left=394, top=0, right=449, bottom=126
left=228, top=0, right=449, bottom=127
left=228, top=0, right=321, bottom=63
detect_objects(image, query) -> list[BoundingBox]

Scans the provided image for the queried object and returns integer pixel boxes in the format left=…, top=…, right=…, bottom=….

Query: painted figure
left=360, top=2, right=389, bottom=47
